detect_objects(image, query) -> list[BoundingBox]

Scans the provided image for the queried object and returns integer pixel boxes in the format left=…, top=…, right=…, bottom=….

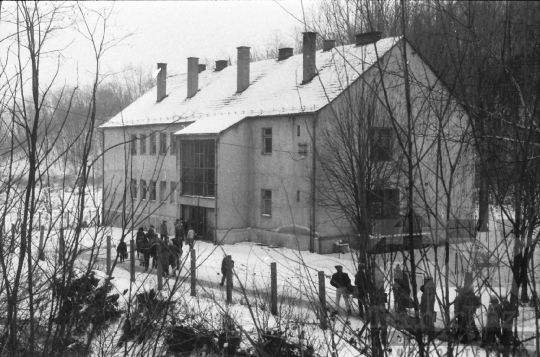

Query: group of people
left=116, top=218, right=197, bottom=277
left=330, top=264, right=519, bottom=350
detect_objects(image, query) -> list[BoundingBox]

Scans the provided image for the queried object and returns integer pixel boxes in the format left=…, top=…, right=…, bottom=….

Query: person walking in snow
left=160, top=240, right=170, bottom=277
left=135, top=227, right=146, bottom=259
left=220, top=255, right=234, bottom=287
left=160, top=220, right=169, bottom=244
left=454, top=273, right=481, bottom=343
left=117, top=240, right=128, bottom=262
left=482, top=295, right=503, bottom=348
left=330, top=265, right=352, bottom=315
left=354, top=263, right=367, bottom=319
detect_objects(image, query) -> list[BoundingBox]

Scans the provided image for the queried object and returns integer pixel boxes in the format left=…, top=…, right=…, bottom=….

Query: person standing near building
left=135, top=227, right=146, bottom=260
left=186, top=226, right=195, bottom=250
left=220, top=255, right=234, bottom=287
left=330, top=265, right=352, bottom=315
left=175, top=218, right=184, bottom=244
left=160, top=220, right=169, bottom=244
left=354, top=263, right=367, bottom=319
left=482, top=295, right=503, bottom=348
left=454, top=273, right=481, bottom=343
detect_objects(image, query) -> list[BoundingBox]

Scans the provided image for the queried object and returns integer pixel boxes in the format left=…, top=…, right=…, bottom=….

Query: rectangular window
left=181, top=139, right=216, bottom=197
left=371, top=127, right=393, bottom=162
left=261, top=189, right=272, bottom=216
left=159, top=181, right=167, bottom=202
left=297, top=125, right=300, bottom=137
left=298, top=143, right=308, bottom=156
left=368, top=189, right=400, bottom=219
left=170, top=181, right=177, bottom=204
left=170, top=133, right=177, bottom=155
left=160, top=133, right=167, bottom=155
left=150, top=133, right=156, bottom=155
left=262, top=128, right=272, bottom=154
left=297, top=190, right=300, bottom=202
left=140, top=134, right=146, bottom=155
left=149, top=181, right=157, bottom=201
left=130, top=134, right=137, bottom=155
left=141, top=180, right=147, bottom=200
left=131, top=179, right=137, bottom=199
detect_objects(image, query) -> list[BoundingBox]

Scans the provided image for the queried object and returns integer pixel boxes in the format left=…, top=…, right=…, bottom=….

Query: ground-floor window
left=131, top=179, right=137, bottom=199
left=140, top=180, right=147, bottom=200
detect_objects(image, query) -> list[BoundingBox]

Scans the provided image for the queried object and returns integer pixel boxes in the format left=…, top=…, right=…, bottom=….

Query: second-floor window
left=368, top=188, right=400, bottom=219
left=262, top=128, right=272, bottom=154
left=140, top=134, right=146, bottom=155
left=261, top=189, right=272, bottom=216
left=150, top=133, right=157, bottom=155
left=170, top=133, right=177, bottom=155
left=131, top=179, right=137, bottom=199
left=181, top=139, right=215, bottom=197
left=149, top=181, right=157, bottom=201
left=371, top=127, right=393, bottom=162
left=159, top=181, right=167, bottom=202
left=141, top=180, right=147, bottom=200
left=160, top=133, right=167, bottom=155
left=130, top=134, right=137, bottom=155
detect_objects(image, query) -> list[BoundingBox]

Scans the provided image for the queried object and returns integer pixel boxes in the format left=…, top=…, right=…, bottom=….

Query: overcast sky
left=2, top=1, right=315, bottom=88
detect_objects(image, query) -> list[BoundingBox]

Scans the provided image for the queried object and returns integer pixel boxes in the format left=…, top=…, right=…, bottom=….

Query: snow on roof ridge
left=100, top=36, right=401, bottom=135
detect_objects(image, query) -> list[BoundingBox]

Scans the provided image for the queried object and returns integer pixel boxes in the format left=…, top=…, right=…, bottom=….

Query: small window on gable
left=297, top=125, right=300, bottom=137
left=262, top=128, right=272, bottom=154
left=371, top=127, right=393, bottom=162
left=261, top=189, right=272, bottom=216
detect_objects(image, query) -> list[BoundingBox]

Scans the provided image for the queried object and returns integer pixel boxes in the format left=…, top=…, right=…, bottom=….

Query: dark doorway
left=182, top=205, right=208, bottom=240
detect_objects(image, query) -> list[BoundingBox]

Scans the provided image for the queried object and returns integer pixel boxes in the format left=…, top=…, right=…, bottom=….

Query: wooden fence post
left=157, top=244, right=163, bottom=291
left=130, top=239, right=135, bottom=283
left=59, top=228, right=65, bottom=265
left=271, top=262, right=278, bottom=315
left=318, top=271, right=328, bottom=330
left=39, top=225, right=45, bottom=261
left=226, top=255, right=233, bottom=304
left=106, top=235, right=111, bottom=276
left=191, top=249, right=196, bottom=297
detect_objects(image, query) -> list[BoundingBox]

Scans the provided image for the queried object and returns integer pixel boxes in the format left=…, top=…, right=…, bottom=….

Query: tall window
left=170, top=133, right=177, bottom=155
left=181, top=140, right=215, bottom=197
left=368, top=189, right=399, bottom=219
left=371, top=127, right=393, bottom=162
left=130, top=134, right=137, bottom=155
left=261, top=189, right=272, bottom=216
left=140, top=134, right=147, bottom=155
left=131, top=179, right=137, bottom=199
left=150, top=133, right=156, bottom=155
left=149, top=181, right=157, bottom=201
left=262, top=128, right=272, bottom=154
left=159, top=181, right=167, bottom=202
left=159, top=133, right=167, bottom=155
left=170, top=181, right=177, bottom=204
left=141, top=180, right=147, bottom=200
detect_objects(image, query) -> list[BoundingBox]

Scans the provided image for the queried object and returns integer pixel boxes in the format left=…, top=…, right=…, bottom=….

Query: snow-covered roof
left=100, top=37, right=401, bottom=135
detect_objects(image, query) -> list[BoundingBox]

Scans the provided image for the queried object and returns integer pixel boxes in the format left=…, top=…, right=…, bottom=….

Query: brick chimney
left=302, top=32, right=317, bottom=84
left=323, top=39, right=336, bottom=52
left=187, top=57, right=199, bottom=98
left=198, top=64, right=207, bottom=73
left=237, top=46, right=250, bottom=93
left=355, top=32, right=382, bottom=46
left=156, top=63, right=167, bottom=102
left=215, top=60, right=228, bottom=71
left=278, top=48, right=293, bottom=61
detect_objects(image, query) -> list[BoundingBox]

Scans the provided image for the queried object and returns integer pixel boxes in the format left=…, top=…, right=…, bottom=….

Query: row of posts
left=44, top=232, right=331, bottom=329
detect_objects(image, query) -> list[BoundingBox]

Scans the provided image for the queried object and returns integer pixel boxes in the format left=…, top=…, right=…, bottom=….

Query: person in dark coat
left=454, top=273, right=481, bottom=343
left=393, top=264, right=413, bottom=313
left=501, top=298, right=519, bottom=352
left=160, top=220, right=169, bottom=243
left=169, top=244, right=182, bottom=275
left=220, top=255, right=235, bottom=287
left=330, top=265, right=352, bottom=315
left=150, top=236, right=161, bottom=269
left=160, top=241, right=170, bottom=277
left=175, top=219, right=184, bottom=243
left=141, top=238, right=151, bottom=271
left=482, top=295, right=503, bottom=348
left=117, top=240, right=127, bottom=262
left=135, top=227, right=146, bottom=259
left=354, top=263, right=367, bottom=318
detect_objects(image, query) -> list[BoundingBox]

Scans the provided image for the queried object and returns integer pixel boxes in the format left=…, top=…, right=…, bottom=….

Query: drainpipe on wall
left=214, top=137, right=219, bottom=246
left=311, top=112, right=318, bottom=253
left=101, top=130, right=105, bottom=227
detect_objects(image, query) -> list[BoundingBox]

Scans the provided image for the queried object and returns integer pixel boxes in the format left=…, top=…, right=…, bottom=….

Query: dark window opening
left=150, top=133, right=156, bottom=155
left=130, top=134, right=137, bottom=155
left=140, top=134, right=146, bottom=155
left=262, top=189, right=272, bottom=216
left=262, top=128, right=272, bottom=154
left=181, top=139, right=216, bottom=197
left=368, top=189, right=399, bottom=219
left=371, top=127, right=393, bottom=162
left=159, top=133, right=167, bottom=155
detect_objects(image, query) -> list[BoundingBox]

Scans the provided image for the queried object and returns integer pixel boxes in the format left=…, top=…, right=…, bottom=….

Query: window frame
left=130, top=179, right=138, bottom=199
left=170, top=133, right=177, bottom=155
left=140, top=134, right=147, bottom=155
left=159, top=180, right=167, bottom=202
left=170, top=181, right=177, bottom=204
left=262, top=127, right=273, bottom=154
left=181, top=139, right=216, bottom=197
left=368, top=188, right=400, bottom=219
left=149, top=133, right=157, bottom=155
left=159, top=132, right=167, bottom=155
left=261, top=189, right=272, bottom=216
left=371, top=127, right=393, bottom=162
left=130, top=134, right=138, bottom=155
left=140, top=180, right=147, bottom=200
left=149, top=180, right=157, bottom=201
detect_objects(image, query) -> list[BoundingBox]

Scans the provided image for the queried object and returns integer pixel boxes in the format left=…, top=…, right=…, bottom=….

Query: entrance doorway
left=182, top=205, right=209, bottom=240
